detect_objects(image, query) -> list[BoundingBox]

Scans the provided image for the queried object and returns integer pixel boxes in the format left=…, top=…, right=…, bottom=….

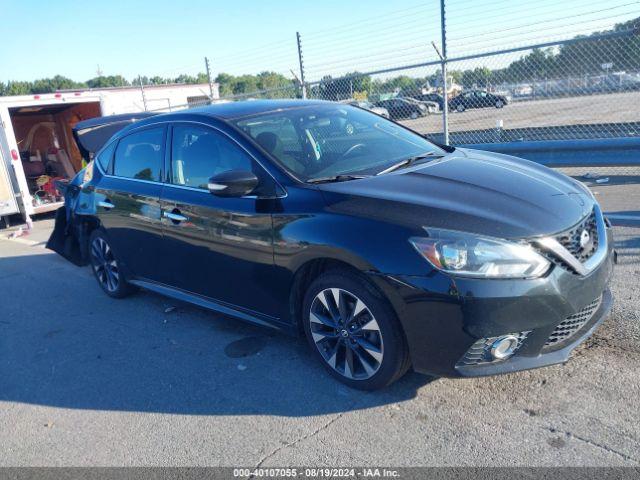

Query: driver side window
left=171, top=125, right=252, bottom=189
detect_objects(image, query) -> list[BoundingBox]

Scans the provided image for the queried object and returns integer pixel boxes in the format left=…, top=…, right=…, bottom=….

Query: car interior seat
left=256, top=131, right=305, bottom=174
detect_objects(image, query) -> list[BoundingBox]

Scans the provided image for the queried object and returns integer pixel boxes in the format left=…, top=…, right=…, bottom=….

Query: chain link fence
left=154, top=1, right=640, bottom=178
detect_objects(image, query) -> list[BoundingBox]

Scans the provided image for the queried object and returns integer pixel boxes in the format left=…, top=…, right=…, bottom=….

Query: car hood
left=318, top=148, right=594, bottom=239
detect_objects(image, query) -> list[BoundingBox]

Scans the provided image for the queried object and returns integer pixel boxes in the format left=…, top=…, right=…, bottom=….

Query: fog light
left=490, top=335, right=519, bottom=360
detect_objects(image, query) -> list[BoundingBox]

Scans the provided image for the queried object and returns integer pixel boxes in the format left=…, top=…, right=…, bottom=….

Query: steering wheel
left=342, top=143, right=367, bottom=159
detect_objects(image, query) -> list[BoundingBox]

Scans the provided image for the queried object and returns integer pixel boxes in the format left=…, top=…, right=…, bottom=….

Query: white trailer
left=0, top=91, right=104, bottom=224
left=0, top=83, right=217, bottom=226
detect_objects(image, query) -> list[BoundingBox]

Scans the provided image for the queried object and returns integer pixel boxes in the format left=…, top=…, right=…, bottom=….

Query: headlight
left=573, top=178, right=596, bottom=201
left=410, top=228, right=551, bottom=279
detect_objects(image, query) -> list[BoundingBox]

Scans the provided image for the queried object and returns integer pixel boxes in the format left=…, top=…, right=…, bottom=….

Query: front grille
left=544, top=296, right=602, bottom=348
left=457, top=331, right=530, bottom=366
left=555, top=209, right=599, bottom=263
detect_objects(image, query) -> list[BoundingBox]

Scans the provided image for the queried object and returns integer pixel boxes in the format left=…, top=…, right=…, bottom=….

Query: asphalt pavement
left=400, top=90, right=640, bottom=138
left=0, top=204, right=639, bottom=467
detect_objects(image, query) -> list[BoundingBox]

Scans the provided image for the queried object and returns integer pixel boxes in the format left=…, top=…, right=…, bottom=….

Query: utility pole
left=439, top=0, right=449, bottom=145
left=138, top=75, right=148, bottom=111
left=205, top=56, right=214, bottom=102
left=96, top=64, right=103, bottom=77
left=296, top=32, right=307, bottom=99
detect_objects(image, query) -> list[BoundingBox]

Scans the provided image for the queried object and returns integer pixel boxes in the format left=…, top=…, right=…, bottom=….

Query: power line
left=303, top=16, right=439, bottom=48
left=305, top=44, right=430, bottom=71
left=213, top=38, right=296, bottom=63
left=302, top=25, right=438, bottom=57
left=448, top=2, right=640, bottom=41
left=305, top=51, right=436, bottom=79
left=445, top=0, right=597, bottom=22
left=448, top=11, right=640, bottom=50
left=302, top=2, right=436, bottom=40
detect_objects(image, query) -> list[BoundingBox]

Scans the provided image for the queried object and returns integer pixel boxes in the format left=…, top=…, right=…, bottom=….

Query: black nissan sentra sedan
left=48, top=100, right=614, bottom=390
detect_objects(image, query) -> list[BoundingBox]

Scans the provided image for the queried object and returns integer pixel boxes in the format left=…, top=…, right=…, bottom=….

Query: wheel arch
left=287, top=254, right=404, bottom=338
left=77, top=215, right=103, bottom=263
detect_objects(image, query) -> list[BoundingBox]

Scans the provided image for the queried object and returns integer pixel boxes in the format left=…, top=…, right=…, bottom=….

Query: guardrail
left=458, top=137, right=640, bottom=168
left=424, top=122, right=640, bottom=145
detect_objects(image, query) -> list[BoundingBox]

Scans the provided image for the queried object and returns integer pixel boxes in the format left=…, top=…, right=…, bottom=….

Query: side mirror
left=208, top=170, right=259, bottom=197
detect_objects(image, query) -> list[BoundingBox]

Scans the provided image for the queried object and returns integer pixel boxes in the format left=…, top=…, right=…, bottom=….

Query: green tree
left=31, top=75, right=85, bottom=93
left=215, top=72, right=236, bottom=96
left=5, top=81, right=32, bottom=96
left=148, top=76, right=168, bottom=85
left=86, top=75, right=129, bottom=88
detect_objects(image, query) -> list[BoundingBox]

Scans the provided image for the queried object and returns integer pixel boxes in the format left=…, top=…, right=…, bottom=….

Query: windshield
left=232, top=104, right=445, bottom=182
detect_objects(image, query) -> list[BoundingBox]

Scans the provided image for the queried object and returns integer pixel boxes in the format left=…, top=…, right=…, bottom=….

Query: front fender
left=273, top=210, right=430, bottom=277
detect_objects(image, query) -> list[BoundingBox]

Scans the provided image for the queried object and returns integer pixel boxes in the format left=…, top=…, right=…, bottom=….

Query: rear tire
left=410, top=111, right=419, bottom=120
left=456, top=104, right=465, bottom=112
left=89, top=230, right=137, bottom=299
left=302, top=269, right=410, bottom=390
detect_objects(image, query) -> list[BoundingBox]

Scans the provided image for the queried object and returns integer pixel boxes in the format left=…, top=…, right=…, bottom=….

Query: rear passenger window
left=114, top=128, right=164, bottom=181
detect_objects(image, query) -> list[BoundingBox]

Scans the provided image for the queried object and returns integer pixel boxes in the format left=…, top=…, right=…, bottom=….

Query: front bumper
left=454, top=288, right=612, bottom=377
left=369, top=229, right=615, bottom=378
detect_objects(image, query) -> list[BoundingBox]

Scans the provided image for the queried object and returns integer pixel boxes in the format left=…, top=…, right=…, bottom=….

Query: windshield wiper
left=306, top=174, right=370, bottom=184
left=376, top=152, right=443, bottom=176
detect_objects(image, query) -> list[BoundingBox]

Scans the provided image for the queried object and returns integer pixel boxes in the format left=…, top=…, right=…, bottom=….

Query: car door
left=477, top=91, right=491, bottom=107
left=394, top=99, right=409, bottom=118
left=94, top=125, right=166, bottom=281
left=158, top=122, right=279, bottom=319
left=464, top=92, right=477, bottom=108
left=383, top=101, right=397, bottom=118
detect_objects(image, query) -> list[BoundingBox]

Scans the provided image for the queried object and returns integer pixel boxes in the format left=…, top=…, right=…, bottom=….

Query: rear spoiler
left=72, top=112, right=158, bottom=161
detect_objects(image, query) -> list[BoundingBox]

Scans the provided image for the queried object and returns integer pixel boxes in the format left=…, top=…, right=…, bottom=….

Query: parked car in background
left=398, top=97, right=439, bottom=114
left=375, top=98, right=428, bottom=120
left=49, top=100, right=614, bottom=391
left=412, top=93, right=445, bottom=111
left=344, top=100, right=390, bottom=118
left=448, top=90, right=509, bottom=112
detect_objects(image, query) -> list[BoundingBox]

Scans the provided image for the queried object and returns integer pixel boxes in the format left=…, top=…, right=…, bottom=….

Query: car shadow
left=0, top=251, right=435, bottom=417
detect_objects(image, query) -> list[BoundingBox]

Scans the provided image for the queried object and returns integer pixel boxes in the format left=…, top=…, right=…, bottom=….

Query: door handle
left=98, top=200, right=115, bottom=210
left=163, top=211, right=188, bottom=223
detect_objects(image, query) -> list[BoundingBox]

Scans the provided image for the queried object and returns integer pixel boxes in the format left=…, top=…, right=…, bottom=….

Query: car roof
left=174, top=99, right=332, bottom=120
left=110, top=99, right=345, bottom=142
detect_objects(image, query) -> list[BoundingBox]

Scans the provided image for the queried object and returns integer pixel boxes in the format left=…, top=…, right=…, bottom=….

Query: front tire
left=410, top=111, right=419, bottom=120
left=495, top=100, right=504, bottom=108
left=89, top=230, right=136, bottom=298
left=302, top=270, right=410, bottom=390
left=456, top=104, right=465, bottom=112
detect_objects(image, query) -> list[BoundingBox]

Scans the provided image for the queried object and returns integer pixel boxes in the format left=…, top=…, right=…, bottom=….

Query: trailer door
left=0, top=126, right=19, bottom=217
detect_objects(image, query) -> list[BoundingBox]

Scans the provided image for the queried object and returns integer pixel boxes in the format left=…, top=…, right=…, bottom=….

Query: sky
left=1, top=0, right=638, bottom=84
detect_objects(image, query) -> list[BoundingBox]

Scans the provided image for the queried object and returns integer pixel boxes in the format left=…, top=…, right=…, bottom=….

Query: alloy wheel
left=91, top=237, right=120, bottom=292
left=309, top=288, right=384, bottom=380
